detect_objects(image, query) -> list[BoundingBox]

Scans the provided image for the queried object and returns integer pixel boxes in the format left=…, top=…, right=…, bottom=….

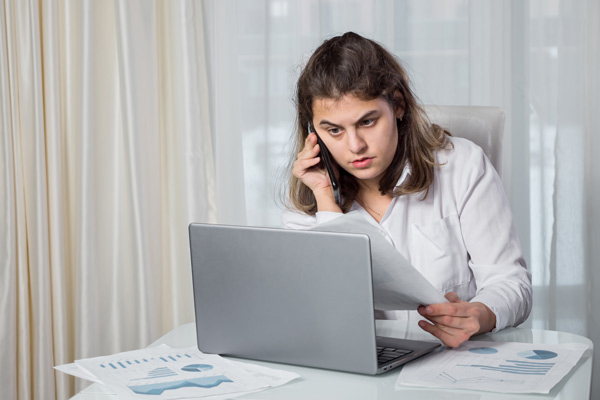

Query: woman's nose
left=347, top=130, right=367, bottom=154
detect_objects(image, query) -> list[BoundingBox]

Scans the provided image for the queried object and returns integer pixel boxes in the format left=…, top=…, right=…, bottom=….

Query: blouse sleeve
left=280, top=209, right=344, bottom=230
left=454, top=141, right=532, bottom=331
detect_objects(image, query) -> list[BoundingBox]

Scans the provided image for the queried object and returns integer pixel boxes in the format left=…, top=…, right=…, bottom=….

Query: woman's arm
left=281, top=209, right=344, bottom=230
left=417, top=139, right=532, bottom=346
left=456, top=144, right=532, bottom=331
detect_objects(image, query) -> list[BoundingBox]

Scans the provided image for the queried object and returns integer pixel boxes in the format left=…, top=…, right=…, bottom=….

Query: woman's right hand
left=292, top=132, right=339, bottom=209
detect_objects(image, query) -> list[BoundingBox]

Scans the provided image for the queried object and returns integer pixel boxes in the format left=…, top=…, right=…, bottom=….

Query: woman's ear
left=393, top=90, right=406, bottom=119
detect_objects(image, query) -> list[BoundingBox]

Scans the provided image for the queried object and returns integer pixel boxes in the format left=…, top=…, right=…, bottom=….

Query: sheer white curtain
left=528, top=1, right=600, bottom=397
left=204, top=0, right=529, bottom=231
left=1, top=0, right=214, bottom=398
left=204, top=0, right=600, bottom=397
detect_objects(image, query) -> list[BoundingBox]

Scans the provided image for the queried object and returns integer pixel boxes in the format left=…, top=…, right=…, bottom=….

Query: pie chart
left=517, top=350, right=558, bottom=360
left=468, top=347, right=498, bottom=355
left=181, top=364, right=214, bottom=372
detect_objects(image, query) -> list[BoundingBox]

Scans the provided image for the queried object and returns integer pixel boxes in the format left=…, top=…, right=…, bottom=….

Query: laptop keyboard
left=377, top=346, right=413, bottom=365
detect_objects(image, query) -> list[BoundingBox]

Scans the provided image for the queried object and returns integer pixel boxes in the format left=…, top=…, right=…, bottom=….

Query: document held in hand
left=311, top=211, right=447, bottom=310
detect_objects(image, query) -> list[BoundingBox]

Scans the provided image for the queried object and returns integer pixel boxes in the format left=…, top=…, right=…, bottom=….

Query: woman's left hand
left=417, top=292, right=496, bottom=348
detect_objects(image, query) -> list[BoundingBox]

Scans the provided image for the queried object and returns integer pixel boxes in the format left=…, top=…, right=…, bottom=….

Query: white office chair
left=423, top=105, right=505, bottom=176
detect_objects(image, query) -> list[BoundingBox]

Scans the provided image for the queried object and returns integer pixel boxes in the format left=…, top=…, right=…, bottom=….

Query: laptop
left=189, top=222, right=440, bottom=375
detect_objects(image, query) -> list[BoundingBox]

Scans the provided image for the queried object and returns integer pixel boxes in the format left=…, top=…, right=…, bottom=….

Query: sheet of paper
left=57, top=345, right=299, bottom=399
left=312, top=211, right=446, bottom=310
left=229, top=359, right=300, bottom=388
left=54, top=362, right=104, bottom=384
left=396, top=340, right=588, bottom=393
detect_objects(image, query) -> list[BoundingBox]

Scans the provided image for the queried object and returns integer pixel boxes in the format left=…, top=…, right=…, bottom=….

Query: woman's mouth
left=352, top=157, right=374, bottom=168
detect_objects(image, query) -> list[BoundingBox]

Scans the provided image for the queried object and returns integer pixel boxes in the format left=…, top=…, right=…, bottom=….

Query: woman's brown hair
left=286, top=32, right=450, bottom=215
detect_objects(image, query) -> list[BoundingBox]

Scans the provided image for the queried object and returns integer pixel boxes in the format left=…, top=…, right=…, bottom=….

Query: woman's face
left=311, top=94, right=401, bottom=189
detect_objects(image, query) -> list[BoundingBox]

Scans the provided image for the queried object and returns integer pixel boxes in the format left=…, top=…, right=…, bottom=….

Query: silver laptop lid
left=189, top=223, right=380, bottom=374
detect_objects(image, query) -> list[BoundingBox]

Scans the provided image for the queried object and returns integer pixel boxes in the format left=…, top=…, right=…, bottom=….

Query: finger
left=418, top=319, right=457, bottom=343
left=292, top=157, right=321, bottom=177
left=303, top=142, right=321, bottom=158
left=421, top=313, right=480, bottom=333
left=304, top=132, right=318, bottom=149
left=421, top=302, right=477, bottom=318
left=298, top=142, right=320, bottom=162
left=295, top=145, right=320, bottom=165
left=418, top=320, right=471, bottom=348
left=445, top=292, right=461, bottom=303
left=297, top=157, right=321, bottom=171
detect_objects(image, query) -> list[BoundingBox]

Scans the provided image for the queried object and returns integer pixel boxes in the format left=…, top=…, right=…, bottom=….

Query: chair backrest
left=423, top=105, right=505, bottom=176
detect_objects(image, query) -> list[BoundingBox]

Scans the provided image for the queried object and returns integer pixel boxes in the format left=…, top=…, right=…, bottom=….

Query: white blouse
left=281, top=136, right=532, bottom=332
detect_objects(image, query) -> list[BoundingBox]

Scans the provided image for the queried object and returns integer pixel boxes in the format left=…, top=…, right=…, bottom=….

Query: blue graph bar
left=117, top=362, right=127, bottom=368
left=135, top=360, right=140, bottom=364
left=177, top=355, right=182, bottom=358
left=149, top=367, right=170, bottom=373
left=506, top=360, right=555, bottom=366
left=129, top=368, right=178, bottom=382
left=501, top=363, right=551, bottom=369
left=169, top=356, right=177, bottom=361
left=126, top=361, right=132, bottom=365
left=149, top=372, right=174, bottom=376
left=148, top=368, right=176, bottom=377
left=143, top=359, right=148, bottom=362
left=100, top=364, right=106, bottom=368
left=160, top=357, right=168, bottom=362
left=109, top=363, right=117, bottom=369
left=185, top=354, right=192, bottom=358
left=458, top=359, right=554, bottom=376
left=478, top=367, right=546, bottom=375
left=142, top=373, right=177, bottom=380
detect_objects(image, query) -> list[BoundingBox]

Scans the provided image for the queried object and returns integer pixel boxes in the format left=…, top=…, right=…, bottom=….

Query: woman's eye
left=328, top=128, right=342, bottom=135
left=361, top=118, right=375, bottom=127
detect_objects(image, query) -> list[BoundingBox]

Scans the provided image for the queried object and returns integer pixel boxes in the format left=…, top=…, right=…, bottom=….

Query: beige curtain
left=0, top=0, right=215, bottom=398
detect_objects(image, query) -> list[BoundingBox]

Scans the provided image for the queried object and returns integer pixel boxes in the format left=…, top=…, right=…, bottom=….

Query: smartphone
left=307, top=122, right=341, bottom=205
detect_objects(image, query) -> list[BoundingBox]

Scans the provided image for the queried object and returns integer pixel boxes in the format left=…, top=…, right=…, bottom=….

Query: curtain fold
left=41, top=0, right=72, bottom=397
left=1, top=0, right=57, bottom=398
left=0, top=0, right=24, bottom=395
left=113, top=0, right=162, bottom=350
left=1, top=0, right=216, bottom=398
left=155, top=0, right=217, bottom=332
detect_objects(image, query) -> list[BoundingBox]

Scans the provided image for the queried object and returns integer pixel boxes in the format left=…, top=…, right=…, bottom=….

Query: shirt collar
left=395, top=162, right=412, bottom=188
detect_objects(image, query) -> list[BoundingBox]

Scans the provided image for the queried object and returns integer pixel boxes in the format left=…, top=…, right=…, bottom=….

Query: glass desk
left=71, top=320, right=593, bottom=400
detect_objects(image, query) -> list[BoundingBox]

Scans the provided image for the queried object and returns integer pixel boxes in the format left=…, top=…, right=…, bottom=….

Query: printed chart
left=396, top=340, right=587, bottom=394
left=75, top=346, right=269, bottom=399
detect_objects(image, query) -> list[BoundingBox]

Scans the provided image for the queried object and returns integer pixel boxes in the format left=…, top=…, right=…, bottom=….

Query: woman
left=282, top=32, right=532, bottom=348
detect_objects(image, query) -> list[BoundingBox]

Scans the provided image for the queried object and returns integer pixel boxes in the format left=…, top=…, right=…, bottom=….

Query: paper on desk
left=311, top=211, right=446, bottom=310
left=55, top=344, right=299, bottom=399
left=54, top=362, right=103, bottom=384
left=396, top=340, right=588, bottom=394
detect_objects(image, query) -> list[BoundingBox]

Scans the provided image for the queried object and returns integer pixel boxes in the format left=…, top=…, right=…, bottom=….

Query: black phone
left=307, top=122, right=341, bottom=205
